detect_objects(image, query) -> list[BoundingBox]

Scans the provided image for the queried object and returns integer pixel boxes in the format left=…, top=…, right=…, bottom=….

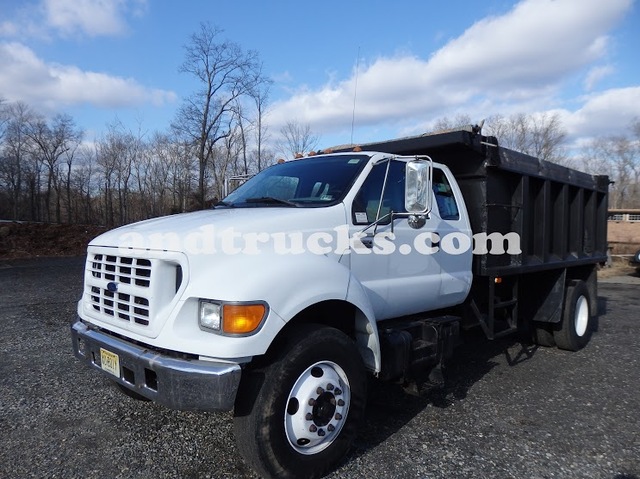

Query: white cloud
left=425, top=0, right=619, bottom=90
left=0, top=20, right=19, bottom=37
left=269, top=0, right=634, bottom=144
left=0, top=42, right=176, bottom=110
left=43, top=0, right=147, bottom=37
left=0, top=0, right=147, bottom=40
left=563, top=87, right=640, bottom=138
left=583, top=65, right=615, bottom=91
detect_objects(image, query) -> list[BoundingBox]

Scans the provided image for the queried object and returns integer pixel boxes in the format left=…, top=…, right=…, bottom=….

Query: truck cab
left=73, top=151, right=471, bottom=379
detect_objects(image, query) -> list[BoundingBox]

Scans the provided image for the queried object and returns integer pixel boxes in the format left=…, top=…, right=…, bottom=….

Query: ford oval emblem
left=107, top=282, right=118, bottom=292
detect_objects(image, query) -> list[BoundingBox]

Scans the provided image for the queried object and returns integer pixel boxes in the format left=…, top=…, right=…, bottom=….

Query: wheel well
left=565, top=264, right=597, bottom=285
left=565, top=264, right=598, bottom=315
left=284, top=300, right=357, bottom=339
left=257, top=300, right=379, bottom=373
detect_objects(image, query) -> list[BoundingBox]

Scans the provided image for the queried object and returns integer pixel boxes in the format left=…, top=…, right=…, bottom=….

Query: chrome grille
left=88, top=254, right=153, bottom=326
left=91, top=254, right=151, bottom=287
left=90, top=285, right=150, bottom=325
left=84, top=248, right=186, bottom=336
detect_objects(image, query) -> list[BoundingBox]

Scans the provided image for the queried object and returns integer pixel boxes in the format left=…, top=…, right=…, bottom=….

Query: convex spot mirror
left=405, top=159, right=432, bottom=214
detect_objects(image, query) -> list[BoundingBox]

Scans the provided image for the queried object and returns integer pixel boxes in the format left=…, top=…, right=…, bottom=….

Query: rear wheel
left=233, top=324, right=367, bottom=479
left=554, top=280, right=592, bottom=351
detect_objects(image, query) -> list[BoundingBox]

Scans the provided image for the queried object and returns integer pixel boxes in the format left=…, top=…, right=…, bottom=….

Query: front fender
left=345, top=273, right=381, bottom=373
left=273, top=261, right=381, bottom=374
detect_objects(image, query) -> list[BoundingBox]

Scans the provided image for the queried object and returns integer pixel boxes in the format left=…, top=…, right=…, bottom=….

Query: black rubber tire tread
left=233, top=324, right=367, bottom=479
left=533, top=322, right=556, bottom=347
left=554, top=280, right=592, bottom=351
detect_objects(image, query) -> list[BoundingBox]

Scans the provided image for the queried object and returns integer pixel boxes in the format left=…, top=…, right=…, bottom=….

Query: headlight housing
left=199, top=300, right=221, bottom=331
left=199, top=299, right=267, bottom=336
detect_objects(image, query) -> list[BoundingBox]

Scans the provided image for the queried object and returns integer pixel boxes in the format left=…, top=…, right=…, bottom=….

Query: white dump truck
left=72, top=127, right=609, bottom=478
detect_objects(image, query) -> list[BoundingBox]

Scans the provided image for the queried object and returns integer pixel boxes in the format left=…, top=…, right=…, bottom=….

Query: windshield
left=221, top=154, right=370, bottom=207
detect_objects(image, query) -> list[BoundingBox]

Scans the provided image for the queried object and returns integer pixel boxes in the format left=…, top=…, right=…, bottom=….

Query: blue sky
left=1, top=0, right=638, bottom=152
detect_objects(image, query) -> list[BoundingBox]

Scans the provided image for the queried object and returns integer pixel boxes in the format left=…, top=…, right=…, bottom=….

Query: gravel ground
left=0, top=257, right=638, bottom=479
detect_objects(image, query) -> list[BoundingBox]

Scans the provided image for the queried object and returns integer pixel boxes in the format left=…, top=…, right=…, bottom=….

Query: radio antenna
left=350, top=46, right=361, bottom=146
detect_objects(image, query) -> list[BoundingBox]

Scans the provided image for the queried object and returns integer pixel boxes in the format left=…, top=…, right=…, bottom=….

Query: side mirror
left=405, top=158, right=432, bottom=214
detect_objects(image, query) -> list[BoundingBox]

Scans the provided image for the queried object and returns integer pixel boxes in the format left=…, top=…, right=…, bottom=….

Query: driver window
left=352, top=161, right=406, bottom=225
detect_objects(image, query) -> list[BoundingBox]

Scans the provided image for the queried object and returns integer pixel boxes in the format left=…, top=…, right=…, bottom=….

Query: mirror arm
left=358, top=211, right=394, bottom=236
left=373, top=160, right=392, bottom=235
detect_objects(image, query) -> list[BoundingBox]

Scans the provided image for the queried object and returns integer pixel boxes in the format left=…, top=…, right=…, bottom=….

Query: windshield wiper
left=244, top=196, right=299, bottom=207
left=214, top=200, right=235, bottom=208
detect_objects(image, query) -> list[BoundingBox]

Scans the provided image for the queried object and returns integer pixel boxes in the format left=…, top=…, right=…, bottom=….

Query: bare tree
left=278, top=120, right=319, bottom=158
left=0, top=102, right=36, bottom=220
left=252, top=83, right=270, bottom=171
left=71, top=145, right=97, bottom=224
left=244, top=74, right=272, bottom=172
left=26, top=113, right=83, bottom=222
left=431, top=114, right=473, bottom=133
left=582, top=132, right=639, bottom=209
left=95, top=121, right=146, bottom=226
left=62, top=134, right=82, bottom=223
left=0, top=98, right=8, bottom=142
left=172, top=22, right=266, bottom=209
left=484, top=112, right=568, bottom=164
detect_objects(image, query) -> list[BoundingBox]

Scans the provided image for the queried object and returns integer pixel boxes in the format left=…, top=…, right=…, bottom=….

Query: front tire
left=233, top=324, right=367, bottom=479
left=554, top=280, right=592, bottom=351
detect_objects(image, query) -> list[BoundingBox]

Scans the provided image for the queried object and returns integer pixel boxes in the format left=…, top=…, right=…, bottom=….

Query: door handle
left=361, top=236, right=374, bottom=248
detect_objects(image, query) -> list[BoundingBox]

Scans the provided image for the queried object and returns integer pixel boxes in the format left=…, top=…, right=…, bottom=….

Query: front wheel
left=554, top=280, right=592, bottom=351
left=233, top=324, right=367, bottom=479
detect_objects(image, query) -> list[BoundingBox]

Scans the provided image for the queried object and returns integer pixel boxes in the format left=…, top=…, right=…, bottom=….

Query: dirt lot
left=1, top=221, right=638, bottom=278
left=0, top=222, right=107, bottom=259
left=599, top=256, right=639, bottom=280
left=0, top=256, right=638, bottom=479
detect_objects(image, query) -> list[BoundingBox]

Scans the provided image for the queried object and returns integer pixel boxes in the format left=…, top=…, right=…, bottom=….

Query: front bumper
left=71, top=320, right=242, bottom=412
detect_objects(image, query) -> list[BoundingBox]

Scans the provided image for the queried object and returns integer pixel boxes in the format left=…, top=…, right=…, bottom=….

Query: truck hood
left=89, top=206, right=347, bottom=254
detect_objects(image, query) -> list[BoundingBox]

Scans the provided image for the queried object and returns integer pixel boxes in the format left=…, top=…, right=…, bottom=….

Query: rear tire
left=554, top=280, right=592, bottom=351
left=233, top=324, right=367, bottom=479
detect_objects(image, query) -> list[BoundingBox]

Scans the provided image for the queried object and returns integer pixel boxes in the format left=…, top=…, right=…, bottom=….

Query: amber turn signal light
left=222, top=304, right=267, bottom=334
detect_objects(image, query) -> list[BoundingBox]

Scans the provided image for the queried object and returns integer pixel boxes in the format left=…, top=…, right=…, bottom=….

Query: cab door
left=430, top=166, right=473, bottom=306
left=348, top=159, right=443, bottom=320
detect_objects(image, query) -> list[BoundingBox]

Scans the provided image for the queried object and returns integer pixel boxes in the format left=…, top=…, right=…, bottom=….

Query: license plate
left=100, top=348, right=120, bottom=378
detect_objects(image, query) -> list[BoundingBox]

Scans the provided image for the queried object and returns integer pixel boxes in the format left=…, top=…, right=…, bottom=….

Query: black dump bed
left=338, top=127, right=609, bottom=277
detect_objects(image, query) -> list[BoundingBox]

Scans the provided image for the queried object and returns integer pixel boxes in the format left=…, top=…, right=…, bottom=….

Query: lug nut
left=305, top=413, right=313, bottom=421
left=316, top=387, right=324, bottom=395
left=335, top=413, right=342, bottom=420
left=309, top=424, right=317, bottom=432
left=308, top=398, right=316, bottom=406
left=326, top=383, right=334, bottom=391
left=327, top=424, right=335, bottom=432
left=334, top=388, right=342, bottom=395
left=318, top=429, right=326, bottom=437
left=338, top=399, right=345, bottom=407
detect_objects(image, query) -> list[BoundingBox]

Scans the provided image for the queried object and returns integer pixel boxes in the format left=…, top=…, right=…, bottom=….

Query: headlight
left=199, top=300, right=268, bottom=335
left=199, top=300, right=221, bottom=331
